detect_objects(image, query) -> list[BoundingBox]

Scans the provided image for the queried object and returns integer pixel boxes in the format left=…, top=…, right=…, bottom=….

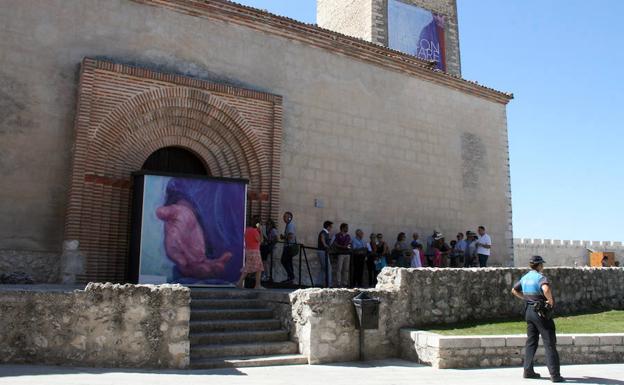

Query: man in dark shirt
left=280, top=211, right=296, bottom=283
left=351, top=229, right=367, bottom=287
left=511, top=256, right=564, bottom=383
left=316, top=221, right=333, bottom=287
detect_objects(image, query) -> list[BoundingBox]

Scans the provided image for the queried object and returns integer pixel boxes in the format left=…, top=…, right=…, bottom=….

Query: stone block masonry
left=400, top=331, right=624, bottom=368
left=0, top=283, right=190, bottom=368
left=287, top=267, right=624, bottom=364
left=0, top=249, right=59, bottom=283
left=0, top=0, right=512, bottom=273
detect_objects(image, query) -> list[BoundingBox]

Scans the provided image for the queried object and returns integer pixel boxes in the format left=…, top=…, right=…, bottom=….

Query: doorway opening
left=141, top=146, right=209, bottom=175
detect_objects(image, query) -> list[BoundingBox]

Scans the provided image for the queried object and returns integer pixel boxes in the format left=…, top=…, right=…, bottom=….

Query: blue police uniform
left=513, top=269, right=561, bottom=379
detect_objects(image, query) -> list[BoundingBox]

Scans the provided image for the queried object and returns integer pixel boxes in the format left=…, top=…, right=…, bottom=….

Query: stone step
left=190, top=329, right=289, bottom=345
left=190, top=354, right=308, bottom=369
left=190, top=298, right=265, bottom=309
left=191, top=341, right=299, bottom=359
left=190, top=308, right=274, bottom=321
left=190, top=319, right=282, bottom=333
left=190, top=289, right=259, bottom=300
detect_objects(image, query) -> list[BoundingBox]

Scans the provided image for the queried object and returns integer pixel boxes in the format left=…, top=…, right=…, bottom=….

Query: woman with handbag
left=236, top=216, right=264, bottom=289
left=260, top=219, right=278, bottom=281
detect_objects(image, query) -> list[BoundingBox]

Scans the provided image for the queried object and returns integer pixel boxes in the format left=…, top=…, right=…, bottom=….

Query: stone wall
left=317, top=0, right=373, bottom=42
left=0, top=283, right=190, bottom=368
left=288, top=267, right=624, bottom=363
left=401, top=330, right=624, bottom=368
left=514, top=238, right=624, bottom=267
left=0, top=249, right=60, bottom=283
left=0, top=0, right=512, bottom=271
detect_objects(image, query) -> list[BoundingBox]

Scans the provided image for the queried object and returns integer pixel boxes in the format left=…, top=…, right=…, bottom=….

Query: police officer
left=511, top=255, right=565, bottom=383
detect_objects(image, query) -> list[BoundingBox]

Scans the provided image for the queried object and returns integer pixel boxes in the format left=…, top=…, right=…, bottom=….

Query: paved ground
left=0, top=360, right=622, bottom=385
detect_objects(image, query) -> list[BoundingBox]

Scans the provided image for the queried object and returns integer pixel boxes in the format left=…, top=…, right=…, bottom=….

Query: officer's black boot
left=523, top=370, right=541, bottom=379
left=550, top=375, right=565, bottom=382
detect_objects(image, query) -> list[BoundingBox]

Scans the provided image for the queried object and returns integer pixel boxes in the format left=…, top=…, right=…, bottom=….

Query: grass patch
left=428, top=310, right=624, bottom=335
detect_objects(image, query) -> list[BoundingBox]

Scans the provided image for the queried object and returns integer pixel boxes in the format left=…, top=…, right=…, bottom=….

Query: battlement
left=513, top=238, right=622, bottom=267
left=514, top=238, right=624, bottom=248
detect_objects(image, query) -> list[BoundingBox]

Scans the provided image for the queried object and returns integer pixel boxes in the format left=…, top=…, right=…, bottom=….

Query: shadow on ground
left=564, top=377, right=624, bottom=385
left=325, top=359, right=426, bottom=368
left=0, top=364, right=246, bottom=378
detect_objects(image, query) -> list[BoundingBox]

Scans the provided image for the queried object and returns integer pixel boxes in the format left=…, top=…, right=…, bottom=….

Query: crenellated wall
left=514, top=238, right=624, bottom=267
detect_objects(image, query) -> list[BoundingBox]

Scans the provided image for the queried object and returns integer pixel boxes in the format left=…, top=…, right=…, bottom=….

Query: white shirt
left=477, top=234, right=492, bottom=256
left=410, top=249, right=422, bottom=268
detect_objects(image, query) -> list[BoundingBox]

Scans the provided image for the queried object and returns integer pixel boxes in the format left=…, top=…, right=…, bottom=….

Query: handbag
left=286, top=243, right=299, bottom=258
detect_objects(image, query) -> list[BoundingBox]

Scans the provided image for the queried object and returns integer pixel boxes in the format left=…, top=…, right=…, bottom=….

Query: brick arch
left=65, top=61, right=282, bottom=283
left=90, top=87, right=266, bottom=186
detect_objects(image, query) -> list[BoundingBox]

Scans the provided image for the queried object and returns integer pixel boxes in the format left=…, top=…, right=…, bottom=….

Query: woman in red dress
left=236, top=216, right=264, bottom=289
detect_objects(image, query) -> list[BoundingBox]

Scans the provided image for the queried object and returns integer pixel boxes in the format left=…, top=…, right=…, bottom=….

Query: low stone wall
left=288, top=288, right=404, bottom=363
left=0, top=249, right=60, bottom=283
left=257, top=290, right=298, bottom=343
left=288, top=267, right=624, bottom=364
left=0, top=283, right=190, bottom=368
left=400, top=330, right=624, bottom=368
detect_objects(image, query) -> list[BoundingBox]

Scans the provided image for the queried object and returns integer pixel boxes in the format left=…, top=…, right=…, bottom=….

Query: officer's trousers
left=524, top=305, right=560, bottom=376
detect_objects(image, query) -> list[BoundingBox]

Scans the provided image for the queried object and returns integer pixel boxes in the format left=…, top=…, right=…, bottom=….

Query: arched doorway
left=141, top=146, right=209, bottom=175
left=65, top=60, right=282, bottom=283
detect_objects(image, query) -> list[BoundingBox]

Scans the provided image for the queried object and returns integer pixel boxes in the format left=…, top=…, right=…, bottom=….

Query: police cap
left=529, top=255, right=546, bottom=265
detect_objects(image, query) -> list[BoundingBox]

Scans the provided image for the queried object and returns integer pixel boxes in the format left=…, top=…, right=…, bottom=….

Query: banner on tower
left=388, top=0, right=447, bottom=71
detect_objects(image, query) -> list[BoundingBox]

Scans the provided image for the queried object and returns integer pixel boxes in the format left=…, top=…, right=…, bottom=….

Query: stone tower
left=317, top=0, right=461, bottom=77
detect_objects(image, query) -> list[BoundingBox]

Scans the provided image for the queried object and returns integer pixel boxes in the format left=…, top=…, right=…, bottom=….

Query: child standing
left=411, top=243, right=423, bottom=268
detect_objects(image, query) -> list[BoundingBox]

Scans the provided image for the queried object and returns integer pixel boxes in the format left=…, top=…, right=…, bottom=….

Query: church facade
left=0, top=0, right=513, bottom=283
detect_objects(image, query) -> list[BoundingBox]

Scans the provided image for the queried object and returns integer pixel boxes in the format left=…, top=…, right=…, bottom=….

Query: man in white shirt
left=476, top=225, right=491, bottom=267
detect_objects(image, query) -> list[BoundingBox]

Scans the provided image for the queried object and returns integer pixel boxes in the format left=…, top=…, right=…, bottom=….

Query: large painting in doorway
left=130, top=172, right=247, bottom=285
left=388, top=0, right=447, bottom=71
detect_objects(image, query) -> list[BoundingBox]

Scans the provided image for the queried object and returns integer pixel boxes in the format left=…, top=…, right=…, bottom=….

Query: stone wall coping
left=404, top=329, right=624, bottom=348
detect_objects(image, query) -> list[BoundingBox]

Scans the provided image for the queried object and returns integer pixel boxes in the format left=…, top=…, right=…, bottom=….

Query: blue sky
left=235, top=0, right=623, bottom=242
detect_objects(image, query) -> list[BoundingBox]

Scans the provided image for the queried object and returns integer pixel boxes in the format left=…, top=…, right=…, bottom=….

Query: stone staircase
left=189, top=288, right=307, bottom=369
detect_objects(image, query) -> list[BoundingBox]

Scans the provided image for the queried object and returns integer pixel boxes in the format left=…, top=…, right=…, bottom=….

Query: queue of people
left=250, top=211, right=494, bottom=288
left=319, top=226, right=491, bottom=288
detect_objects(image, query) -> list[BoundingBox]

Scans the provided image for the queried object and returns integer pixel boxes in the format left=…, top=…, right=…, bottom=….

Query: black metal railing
left=264, top=242, right=374, bottom=288
left=266, top=241, right=316, bottom=287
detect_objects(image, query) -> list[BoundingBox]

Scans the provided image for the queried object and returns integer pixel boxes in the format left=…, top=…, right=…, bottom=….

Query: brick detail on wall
left=65, top=58, right=282, bottom=283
